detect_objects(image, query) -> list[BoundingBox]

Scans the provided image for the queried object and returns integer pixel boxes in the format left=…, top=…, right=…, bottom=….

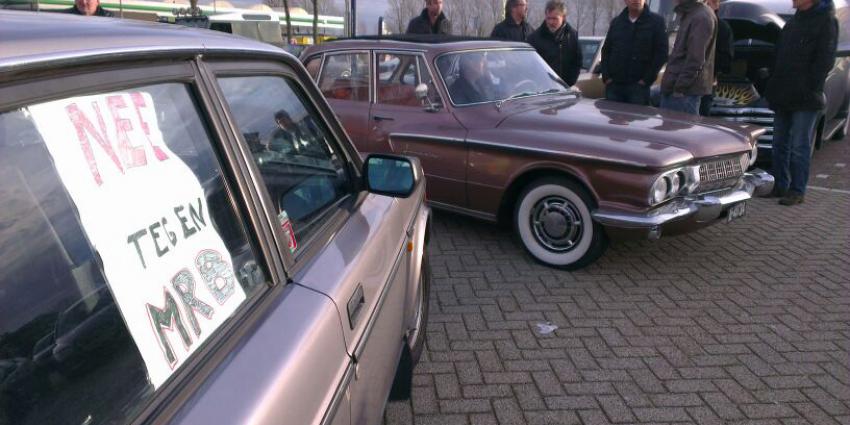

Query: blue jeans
left=771, top=110, right=819, bottom=194
left=660, top=94, right=701, bottom=115
left=605, top=82, right=650, bottom=106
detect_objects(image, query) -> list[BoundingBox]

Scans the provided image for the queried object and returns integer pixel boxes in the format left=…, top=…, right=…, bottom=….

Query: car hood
left=490, top=98, right=757, bottom=170
left=719, top=1, right=785, bottom=42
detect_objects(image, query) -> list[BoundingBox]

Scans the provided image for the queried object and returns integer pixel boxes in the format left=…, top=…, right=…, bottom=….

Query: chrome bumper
left=592, top=170, right=774, bottom=239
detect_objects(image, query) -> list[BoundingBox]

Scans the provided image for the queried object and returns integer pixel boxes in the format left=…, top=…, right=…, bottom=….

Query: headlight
left=669, top=172, right=681, bottom=194
left=651, top=177, right=669, bottom=205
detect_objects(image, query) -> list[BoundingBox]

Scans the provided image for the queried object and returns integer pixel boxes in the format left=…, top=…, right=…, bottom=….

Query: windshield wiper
left=496, top=91, right=536, bottom=111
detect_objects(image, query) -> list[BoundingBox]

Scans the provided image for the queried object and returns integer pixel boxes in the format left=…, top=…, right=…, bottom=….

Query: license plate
left=726, top=202, right=747, bottom=223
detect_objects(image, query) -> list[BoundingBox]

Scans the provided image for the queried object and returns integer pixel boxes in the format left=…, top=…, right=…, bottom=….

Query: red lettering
left=108, top=95, right=147, bottom=169
left=131, top=93, right=169, bottom=161
left=66, top=102, right=124, bottom=186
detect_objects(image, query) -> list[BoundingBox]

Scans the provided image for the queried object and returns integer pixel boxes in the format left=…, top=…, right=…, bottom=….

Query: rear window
left=0, top=82, right=267, bottom=424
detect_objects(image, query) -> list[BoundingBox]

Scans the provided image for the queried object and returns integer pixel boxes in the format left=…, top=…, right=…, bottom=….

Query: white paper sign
left=29, top=92, right=247, bottom=388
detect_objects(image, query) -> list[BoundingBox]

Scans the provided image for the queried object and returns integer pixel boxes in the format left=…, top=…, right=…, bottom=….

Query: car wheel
left=514, top=177, right=608, bottom=269
left=407, top=251, right=430, bottom=366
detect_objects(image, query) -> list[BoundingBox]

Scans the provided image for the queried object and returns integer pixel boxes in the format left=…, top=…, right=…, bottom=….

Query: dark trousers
left=699, top=94, right=713, bottom=116
left=771, top=110, right=820, bottom=194
left=604, top=82, right=650, bottom=106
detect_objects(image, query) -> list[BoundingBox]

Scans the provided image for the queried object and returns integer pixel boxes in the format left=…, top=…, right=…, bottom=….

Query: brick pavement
left=384, top=136, right=850, bottom=425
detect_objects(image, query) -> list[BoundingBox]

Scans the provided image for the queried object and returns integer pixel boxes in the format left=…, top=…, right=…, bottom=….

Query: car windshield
left=436, top=49, right=570, bottom=106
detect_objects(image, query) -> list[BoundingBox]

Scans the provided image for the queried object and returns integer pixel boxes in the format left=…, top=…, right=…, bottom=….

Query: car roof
left=305, top=36, right=531, bottom=56
left=0, top=10, right=288, bottom=73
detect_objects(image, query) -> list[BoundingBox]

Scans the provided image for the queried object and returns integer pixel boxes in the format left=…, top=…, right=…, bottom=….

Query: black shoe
left=763, top=186, right=787, bottom=198
left=779, top=191, right=805, bottom=206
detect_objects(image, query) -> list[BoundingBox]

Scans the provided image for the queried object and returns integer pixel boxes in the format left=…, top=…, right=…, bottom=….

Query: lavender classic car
left=0, top=11, right=429, bottom=425
left=303, top=37, right=774, bottom=269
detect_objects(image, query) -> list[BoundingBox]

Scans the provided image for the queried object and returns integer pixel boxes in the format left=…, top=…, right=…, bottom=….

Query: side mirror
left=415, top=83, right=429, bottom=100
left=364, top=154, right=422, bottom=198
left=415, top=83, right=441, bottom=112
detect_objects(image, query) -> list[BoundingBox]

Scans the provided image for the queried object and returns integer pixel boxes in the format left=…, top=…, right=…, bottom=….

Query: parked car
left=0, top=10, right=430, bottom=425
left=302, top=36, right=773, bottom=270
left=575, top=36, right=605, bottom=98
left=711, top=0, right=850, bottom=158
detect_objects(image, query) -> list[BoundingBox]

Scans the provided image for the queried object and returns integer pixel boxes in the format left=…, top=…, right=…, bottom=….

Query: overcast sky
left=355, top=0, right=391, bottom=34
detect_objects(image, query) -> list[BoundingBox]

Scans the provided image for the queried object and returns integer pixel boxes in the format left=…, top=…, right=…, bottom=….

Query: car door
left=370, top=51, right=468, bottom=208
left=315, top=51, right=373, bottom=151
left=209, top=61, right=420, bottom=425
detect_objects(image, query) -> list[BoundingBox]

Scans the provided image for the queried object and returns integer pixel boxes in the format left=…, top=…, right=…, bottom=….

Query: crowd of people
left=405, top=0, right=839, bottom=206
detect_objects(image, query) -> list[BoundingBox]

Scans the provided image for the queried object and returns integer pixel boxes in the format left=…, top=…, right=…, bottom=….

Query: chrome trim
left=428, top=201, right=497, bottom=222
left=319, top=361, right=356, bottom=425
left=352, top=237, right=407, bottom=361
left=465, top=138, right=658, bottom=169
left=592, top=169, right=774, bottom=230
left=390, top=132, right=465, bottom=144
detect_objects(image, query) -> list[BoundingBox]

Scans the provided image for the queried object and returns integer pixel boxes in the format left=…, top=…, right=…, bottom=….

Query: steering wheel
left=511, top=79, right=538, bottom=94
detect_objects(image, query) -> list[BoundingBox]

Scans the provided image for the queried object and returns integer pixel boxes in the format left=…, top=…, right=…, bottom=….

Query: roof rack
left=326, top=34, right=502, bottom=44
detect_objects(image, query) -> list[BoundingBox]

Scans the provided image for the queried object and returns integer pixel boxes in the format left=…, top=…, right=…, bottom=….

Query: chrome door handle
left=347, top=284, right=365, bottom=329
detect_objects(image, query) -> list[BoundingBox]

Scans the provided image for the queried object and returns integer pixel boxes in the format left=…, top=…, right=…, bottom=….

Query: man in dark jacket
left=599, top=0, right=668, bottom=105
left=491, top=0, right=533, bottom=42
left=660, top=0, right=716, bottom=115
left=65, top=0, right=113, bottom=16
left=406, top=0, right=451, bottom=35
left=765, top=0, right=838, bottom=206
left=699, top=0, right=735, bottom=115
left=527, top=0, right=582, bottom=87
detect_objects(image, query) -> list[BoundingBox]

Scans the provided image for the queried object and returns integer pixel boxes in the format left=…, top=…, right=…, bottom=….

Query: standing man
left=406, top=0, right=451, bottom=35
left=699, top=0, right=735, bottom=115
left=491, top=0, right=533, bottom=42
left=599, top=0, right=668, bottom=105
left=765, top=0, right=838, bottom=206
left=659, top=0, right=716, bottom=115
left=527, top=0, right=582, bottom=87
left=65, top=0, right=114, bottom=16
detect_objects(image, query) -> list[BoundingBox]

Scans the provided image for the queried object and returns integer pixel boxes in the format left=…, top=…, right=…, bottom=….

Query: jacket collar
left=618, top=4, right=650, bottom=22
left=504, top=14, right=526, bottom=27
left=419, top=8, right=446, bottom=24
left=796, top=0, right=834, bottom=19
left=539, top=21, right=572, bottom=41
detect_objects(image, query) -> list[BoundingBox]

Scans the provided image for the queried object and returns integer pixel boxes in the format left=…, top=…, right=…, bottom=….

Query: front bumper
left=592, top=170, right=774, bottom=240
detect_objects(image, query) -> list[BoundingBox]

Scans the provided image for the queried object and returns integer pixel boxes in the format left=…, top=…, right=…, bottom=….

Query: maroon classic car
left=302, top=37, right=774, bottom=269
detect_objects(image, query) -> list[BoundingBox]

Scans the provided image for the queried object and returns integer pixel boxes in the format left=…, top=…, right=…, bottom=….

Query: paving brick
left=492, top=398, right=524, bottom=425
left=632, top=407, right=691, bottom=422
left=596, top=395, right=635, bottom=423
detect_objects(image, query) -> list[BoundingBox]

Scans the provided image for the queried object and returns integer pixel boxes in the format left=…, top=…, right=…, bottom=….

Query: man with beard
left=406, top=0, right=451, bottom=35
left=526, top=0, right=582, bottom=87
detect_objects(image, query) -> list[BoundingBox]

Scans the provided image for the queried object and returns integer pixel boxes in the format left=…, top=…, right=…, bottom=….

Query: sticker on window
left=277, top=210, right=297, bottom=253
left=28, top=92, right=247, bottom=388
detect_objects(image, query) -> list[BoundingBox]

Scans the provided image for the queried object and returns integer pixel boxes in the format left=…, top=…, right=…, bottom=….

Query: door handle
left=373, top=115, right=395, bottom=121
left=347, top=284, right=365, bottom=329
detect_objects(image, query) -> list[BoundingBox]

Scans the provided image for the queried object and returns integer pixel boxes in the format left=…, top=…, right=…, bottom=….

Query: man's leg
left=785, top=110, right=820, bottom=198
left=627, top=83, right=651, bottom=106
left=605, top=83, right=628, bottom=103
left=699, top=94, right=713, bottom=116
left=771, top=110, right=793, bottom=197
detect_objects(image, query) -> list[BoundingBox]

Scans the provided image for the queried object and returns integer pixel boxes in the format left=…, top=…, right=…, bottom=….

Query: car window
left=579, top=40, right=600, bottom=71
left=317, top=52, right=370, bottom=102
left=305, top=55, right=322, bottom=80
left=217, top=75, right=356, bottom=256
left=437, top=49, right=569, bottom=106
left=377, top=53, right=421, bottom=106
left=0, top=82, right=268, bottom=425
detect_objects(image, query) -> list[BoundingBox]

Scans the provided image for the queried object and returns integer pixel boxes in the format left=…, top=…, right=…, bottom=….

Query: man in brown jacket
left=660, top=0, right=717, bottom=115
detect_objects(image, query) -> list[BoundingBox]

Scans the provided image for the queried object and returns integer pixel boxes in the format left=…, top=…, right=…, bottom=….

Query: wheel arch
left=496, top=166, right=598, bottom=226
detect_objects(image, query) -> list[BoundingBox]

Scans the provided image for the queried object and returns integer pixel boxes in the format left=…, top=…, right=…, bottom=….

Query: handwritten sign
left=29, top=92, right=246, bottom=388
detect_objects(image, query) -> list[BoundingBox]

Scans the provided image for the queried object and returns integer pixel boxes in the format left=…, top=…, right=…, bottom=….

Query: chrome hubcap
left=530, top=196, right=583, bottom=252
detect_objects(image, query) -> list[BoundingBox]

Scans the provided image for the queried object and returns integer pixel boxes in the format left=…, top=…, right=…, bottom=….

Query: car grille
left=696, top=157, right=744, bottom=193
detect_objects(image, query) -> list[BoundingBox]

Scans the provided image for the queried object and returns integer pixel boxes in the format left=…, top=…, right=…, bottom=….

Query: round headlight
left=651, top=177, right=669, bottom=204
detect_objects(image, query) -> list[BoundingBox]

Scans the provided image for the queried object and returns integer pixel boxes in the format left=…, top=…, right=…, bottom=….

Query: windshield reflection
left=436, top=50, right=571, bottom=106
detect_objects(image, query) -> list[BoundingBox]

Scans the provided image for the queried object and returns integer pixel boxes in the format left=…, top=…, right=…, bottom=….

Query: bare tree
left=312, top=0, right=318, bottom=42
left=387, top=0, right=421, bottom=33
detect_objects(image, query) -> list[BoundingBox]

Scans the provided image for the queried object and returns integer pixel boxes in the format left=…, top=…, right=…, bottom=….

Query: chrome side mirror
left=415, top=83, right=441, bottom=112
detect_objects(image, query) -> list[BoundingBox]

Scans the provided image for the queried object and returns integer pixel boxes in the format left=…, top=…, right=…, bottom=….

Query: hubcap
left=530, top=196, right=583, bottom=252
